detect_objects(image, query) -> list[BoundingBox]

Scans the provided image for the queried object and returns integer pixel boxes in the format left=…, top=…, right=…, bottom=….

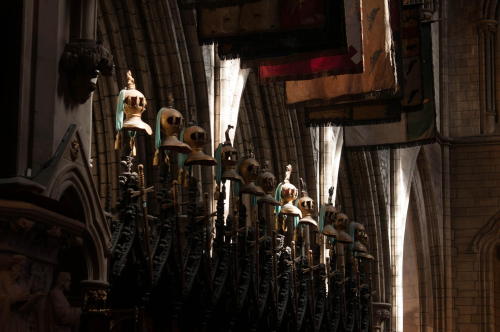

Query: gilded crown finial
left=126, top=70, right=136, bottom=90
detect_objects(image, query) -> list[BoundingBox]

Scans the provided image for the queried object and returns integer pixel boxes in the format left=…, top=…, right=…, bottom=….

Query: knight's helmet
left=221, top=125, right=243, bottom=182
left=116, top=70, right=152, bottom=135
left=257, top=161, right=280, bottom=206
left=322, top=186, right=339, bottom=238
left=183, top=125, right=217, bottom=166
left=333, top=212, right=353, bottom=244
left=322, top=204, right=339, bottom=238
left=155, top=93, right=192, bottom=154
left=239, top=151, right=265, bottom=196
left=280, top=165, right=302, bottom=218
left=297, top=179, right=318, bottom=228
left=351, top=222, right=374, bottom=260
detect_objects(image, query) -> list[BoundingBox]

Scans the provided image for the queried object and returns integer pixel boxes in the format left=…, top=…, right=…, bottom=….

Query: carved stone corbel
left=80, top=280, right=110, bottom=330
left=58, top=39, right=114, bottom=106
left=372, top=302, right=391, bottom=331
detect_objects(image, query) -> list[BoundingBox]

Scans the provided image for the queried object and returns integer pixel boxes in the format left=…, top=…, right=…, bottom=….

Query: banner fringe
left=305, top=117, right=401, bottom=127
left=344, top=137, right=437, bottom=151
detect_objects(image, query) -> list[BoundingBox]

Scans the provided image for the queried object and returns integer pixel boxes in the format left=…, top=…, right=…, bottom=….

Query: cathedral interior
left=1, top=0, right=499, bottom=331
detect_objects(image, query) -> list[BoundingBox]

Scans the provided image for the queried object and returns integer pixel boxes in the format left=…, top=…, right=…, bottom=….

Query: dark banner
left=344, top=20, right=436, bottom=149
left=257, top=0, right=362, bottom=81
left=180, top=0, right=260, bottom=8
left=197, top=0, right=347, bottom=60
left=401, top=4, right=424, bottom=110
left=304, top=99, right=401, bottom=127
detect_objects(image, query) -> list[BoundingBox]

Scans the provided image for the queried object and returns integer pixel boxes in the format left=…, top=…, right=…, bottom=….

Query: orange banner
left=285, top=0, right=398, bottom=104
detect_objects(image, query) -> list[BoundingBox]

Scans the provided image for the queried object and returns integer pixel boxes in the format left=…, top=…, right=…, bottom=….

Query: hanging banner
left=180, top=0, right=260, bottom=8
left=300, top=3, right=423, bottom=127
left=285, top=0, right=398, bottom=105
left=257, top=0, right=363, bottom=81
left=401, top=4, right=424, bottom=110
left=344, top=22, right=436, bottom=149
left=197, top=0, right=347, bottom=60
left=304, top=99, right=401, bottom=127
left=198, top=0, right=327, bottom=39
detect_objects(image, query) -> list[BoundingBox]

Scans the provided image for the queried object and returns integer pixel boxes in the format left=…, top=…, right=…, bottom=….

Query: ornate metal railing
left=94, top=71, right=377, bottom=331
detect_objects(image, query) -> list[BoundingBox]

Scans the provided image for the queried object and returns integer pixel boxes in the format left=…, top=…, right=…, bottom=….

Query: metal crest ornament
left=183, top=125, right=217, bottom=166
left=157, top=94, right=192, bottom=153
left=280, top=165, right=302, bottom=217
left=221, top=125, right=243, bottom=182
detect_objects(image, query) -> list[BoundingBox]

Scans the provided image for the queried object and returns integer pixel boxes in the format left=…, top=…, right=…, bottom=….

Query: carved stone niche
left=58, top=39, right=114, bottom=106
left=0, top=198, right=87, bottom=332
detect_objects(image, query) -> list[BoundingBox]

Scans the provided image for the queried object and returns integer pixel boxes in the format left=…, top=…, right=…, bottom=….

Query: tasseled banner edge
left=305, top=116, right=402, bottom=128
left=344, top=136, right=437, bottom=152
left=258, top=64, right=364, bottom=84
left=180, top=0, right=261, bottom=9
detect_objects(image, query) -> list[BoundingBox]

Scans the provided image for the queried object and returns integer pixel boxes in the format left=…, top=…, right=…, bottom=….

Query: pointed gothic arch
left=470, top=210, right=500, bottom=331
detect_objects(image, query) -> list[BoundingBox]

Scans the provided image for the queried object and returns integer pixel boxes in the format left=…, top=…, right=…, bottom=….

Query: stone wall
left=450, top=142, right=500, bottom=331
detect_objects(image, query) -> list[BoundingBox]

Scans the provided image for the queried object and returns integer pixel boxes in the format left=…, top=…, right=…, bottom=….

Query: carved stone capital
left=59, top=39, right=114, bottom=106
left=478, top=19, right=497, bottom=33
left=81, top=280, right=110, bottom=313
left=372, top=302, right=391, bottom=330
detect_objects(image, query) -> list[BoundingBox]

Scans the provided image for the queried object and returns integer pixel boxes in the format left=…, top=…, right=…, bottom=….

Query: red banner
left=257, top=0, right=362, bottom=81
